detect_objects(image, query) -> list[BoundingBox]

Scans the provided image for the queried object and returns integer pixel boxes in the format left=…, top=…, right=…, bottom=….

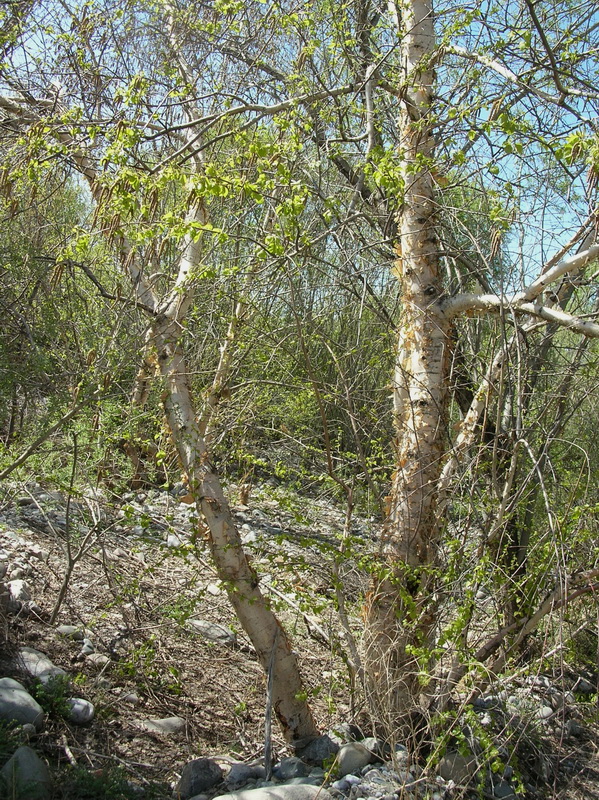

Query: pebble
left=213, top=788, right=333, bottom=800
left=79, top=638, right=95, bottom=656
left=86, top=653, right=111, bottom=666
left=186, top=619, right=237, bottom=646
left=7, top=579, right=31, bottom=602
left=138, top=716, right=186, bottom=735
left=296, top=734, right=339, bottom=766
left=56, top=625, right=85, bottom=640
left=274, top=757, right=310, bottom=780
left=492, top=779, right=517, bottom=799
left=437, top=752, right=478, bottom=785
left=227, top=763, right=258, bottom=787
left=66, top=697, right=95, bottom=724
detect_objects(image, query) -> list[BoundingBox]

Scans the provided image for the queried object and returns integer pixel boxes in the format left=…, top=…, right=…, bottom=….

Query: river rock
left=213, top=787, right=333, bottom=800
left=15, top=647, right=67, bottom=685
left=86, top=652, right=110, bottom=666
left=186, top=619, right=237, bottom=646
left=178, top=757, right=224, bottom=797
left=56, top=625, right=85, bottom=640
left=336, top=742, right=374, bottom=777
left=296, top=734, right=339, bottom=765
left=66, top=697, right=95, bottom=724
left=274, top=757, right=310, bottom=780
left=1, top=745, right=52, bottom=799
left=138, top=716, right=186, bottom=734
left=0, top=677, right=45, bottom=731
left=226, top=763, right=258, bottom=788
left=7, top=579, right=31, bottom=602
left=437, top=752, right=478, bottom=785
left=493, top=779, right=517, bottom=799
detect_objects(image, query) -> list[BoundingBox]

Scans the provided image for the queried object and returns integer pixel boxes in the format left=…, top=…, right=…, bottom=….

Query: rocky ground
left=0, top=480, right=598, bottom=799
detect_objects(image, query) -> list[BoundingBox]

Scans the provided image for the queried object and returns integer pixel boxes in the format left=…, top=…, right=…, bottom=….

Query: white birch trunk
left=363, top=0, right=452, bottom=734
left=153, top=313, right=318, bottom=742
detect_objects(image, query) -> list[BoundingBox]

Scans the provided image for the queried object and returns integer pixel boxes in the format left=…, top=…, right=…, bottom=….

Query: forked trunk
left=363, top=0, right=451, bottom=736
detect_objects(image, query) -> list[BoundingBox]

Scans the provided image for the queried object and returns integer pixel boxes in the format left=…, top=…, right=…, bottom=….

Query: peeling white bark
left=154, top=317, right=318, bottom=742
left=363, top=0, right=452, bottom=733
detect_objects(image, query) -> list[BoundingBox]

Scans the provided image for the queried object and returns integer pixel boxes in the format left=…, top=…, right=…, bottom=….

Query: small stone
left=332, top=779, right=350, bottom=792
left=538, top=706, right=553, bottom=720
left=1, top=745, right=52, bottom=799
left=178, top=758, right=223, bottom=798
left=186, top=619, right=237, bottom=646
left=66, top=697, right=95, bottom=724
left=360, top=738, right=381, bottom=758
left=8, top=579, right=31, bottom=602
left=574, top=677, right=595, bottom=694
left=79, top=638, right=95, bottom=656
left=167, top=532, right=187, bottom=548
left=0, top=678, right=45, bottom=731
left=15, top=647, right=67, bottom=685
left=337, top=742, right=374, bottom=778
left=493, top=779, right=517, bottom=799
left=241, top=529, right=258, bottom=544
left=138, top=716, right=186, bottom=735
left=20, top=722, right=38, bottom=738
left=56, top=625, right=85, bottom=640
left=565, top=719, right=584, bottom=738
left=86, top=653, right=111, bottom=666
left=28, top=544, right=47, bottom=561
left=437, top=752, right=478, bottom=785
left=122, top=691, right=140, bottom=706
left=212, top=787, right=333, bottom=800
left=296, top=734, right=339, bottom=766
left=226, top=763, right=256, bottom=787
left=274, top=758, right=310, bottom=780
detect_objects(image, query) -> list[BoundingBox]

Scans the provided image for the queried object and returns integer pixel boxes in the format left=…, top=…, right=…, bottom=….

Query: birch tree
left=2, top=0, right=599, bottom=745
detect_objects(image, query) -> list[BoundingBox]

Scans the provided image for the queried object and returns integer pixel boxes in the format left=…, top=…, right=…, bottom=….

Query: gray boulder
left=336, top=742, right=374, bottom=777
left=56, top=625, right=85, bottom=640
left=66, top=697, right=95, bottom=724
left=295, top=734, right=339, bottom=766
left=1, top=745, right=52, bottom=799
left=274, top=757, right=310, bottom=780
left=178, top=758, right=224, bottom=798
left=437, top=752, right=478, bottom=785
left=138, top=716, right=186, bottom=735
left=7, top=579, right=31, bottom=603
left=493, top=779, right=517, bottom=799
left=213, top=787, right=333, bottom=800
left=15, top=647, right=67, bottom=685
left=186, top=619, right=237, bottom=646
left=226, top=763, right=258, bottom=788
left=0, top=677, right=44, bottom=731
